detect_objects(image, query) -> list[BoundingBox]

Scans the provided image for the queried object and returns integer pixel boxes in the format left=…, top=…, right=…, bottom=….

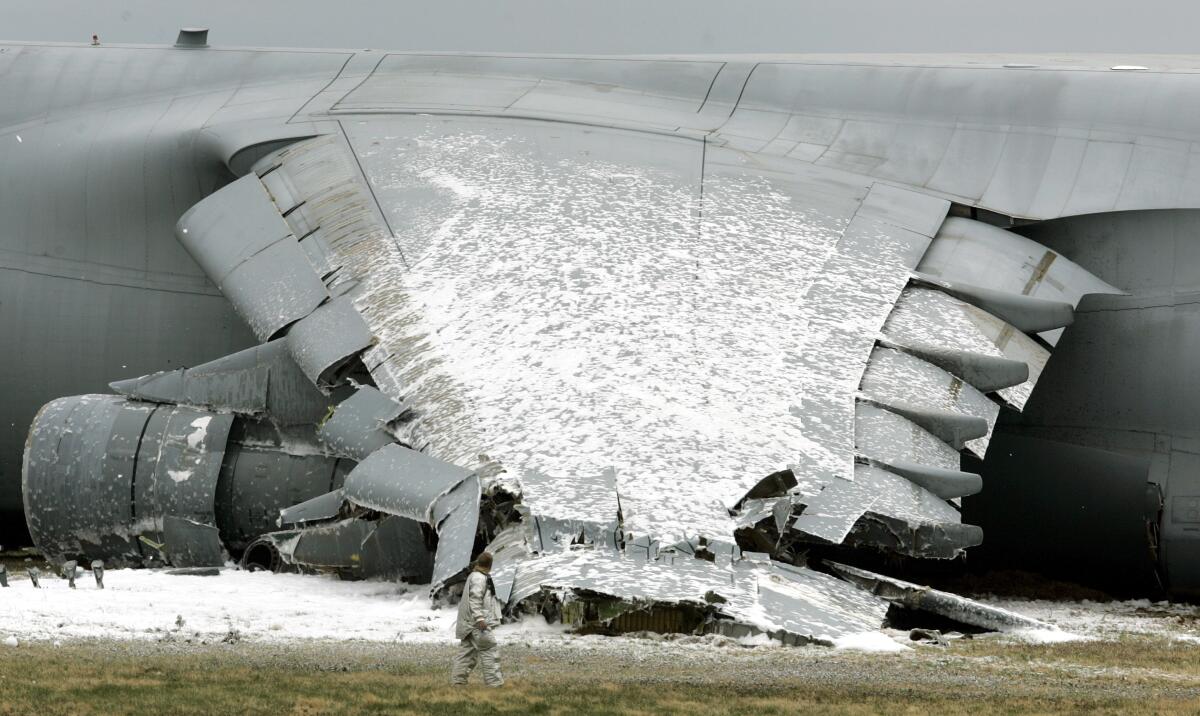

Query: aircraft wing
left=17, top=47, right=1130, bottom=642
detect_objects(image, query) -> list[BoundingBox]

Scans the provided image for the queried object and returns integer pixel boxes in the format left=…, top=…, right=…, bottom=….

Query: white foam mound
left=832, top=631, right=910, bottom=652
left=1013, top=628, right=1089, bottom=644
left=0, top=568, right=456, bottom=644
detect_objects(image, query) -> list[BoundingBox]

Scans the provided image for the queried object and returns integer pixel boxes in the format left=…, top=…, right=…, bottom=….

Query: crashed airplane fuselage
left=4, top=32, right=1199, bottom=641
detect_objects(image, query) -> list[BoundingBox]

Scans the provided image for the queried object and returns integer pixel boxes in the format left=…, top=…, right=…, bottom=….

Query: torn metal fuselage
left=14, top=41, right=1172, bottom=644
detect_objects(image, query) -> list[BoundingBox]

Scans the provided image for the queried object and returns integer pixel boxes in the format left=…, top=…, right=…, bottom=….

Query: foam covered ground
left=3, top=568, right=1198, bottom=650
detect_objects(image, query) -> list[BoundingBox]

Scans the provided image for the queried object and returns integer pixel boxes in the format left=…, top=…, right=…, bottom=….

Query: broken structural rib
left=825, top=561, right=1056, bottom=633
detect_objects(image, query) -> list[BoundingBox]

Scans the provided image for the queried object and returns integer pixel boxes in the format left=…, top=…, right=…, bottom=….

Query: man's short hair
left=475, top=551, right=494, bottom=570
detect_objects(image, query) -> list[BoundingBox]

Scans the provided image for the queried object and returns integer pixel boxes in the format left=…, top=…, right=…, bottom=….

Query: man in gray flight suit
left=450, top=551, right=504, bottom=686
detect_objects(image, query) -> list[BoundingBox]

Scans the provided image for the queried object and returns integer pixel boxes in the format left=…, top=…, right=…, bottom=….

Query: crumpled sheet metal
left=430, top=476, right=481, bottom=587
left=733, top=497, right=792, bottom=532
left=340, top=444, right=480, bottom=585
left=342, top=444, right=473, bottom=523
left=791, top=477, right=880, bottom=544
left=329, top=117, right=949, bottom=548
left=161, top=516, right=226, bottom=568
left=484, top=524, right=530, bottom=604
left=531, top=514, right=622, bottom=554
left=504, top=548, right=889, bottom=643
left=267, top=515, right=433, bottom=581
left=284, top=296, right=375, bottom=389
left=278, top=488, right=345, bottom=526
left=110, top=340, right=332, bottom=426
left=218, top=239, right=331, bottom=341
left=316, top=386, right=403, bottom=461
left=883, top=286, right=1049, bottom=410
left=859, top=346, right=1000, bottom=457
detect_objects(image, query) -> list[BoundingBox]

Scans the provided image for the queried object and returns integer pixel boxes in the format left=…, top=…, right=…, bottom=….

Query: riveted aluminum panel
left=1026, top=135, right=1090, bottom=218
left=1061, top=140, right=1136, bottom=216
left=1116, top=138, right=1191, bottom=211
left=873, top=124, right=957, bottom=187
left=926, top=128, right=1008, bottom=202
left=979, top=132, right=1057, bottom=217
